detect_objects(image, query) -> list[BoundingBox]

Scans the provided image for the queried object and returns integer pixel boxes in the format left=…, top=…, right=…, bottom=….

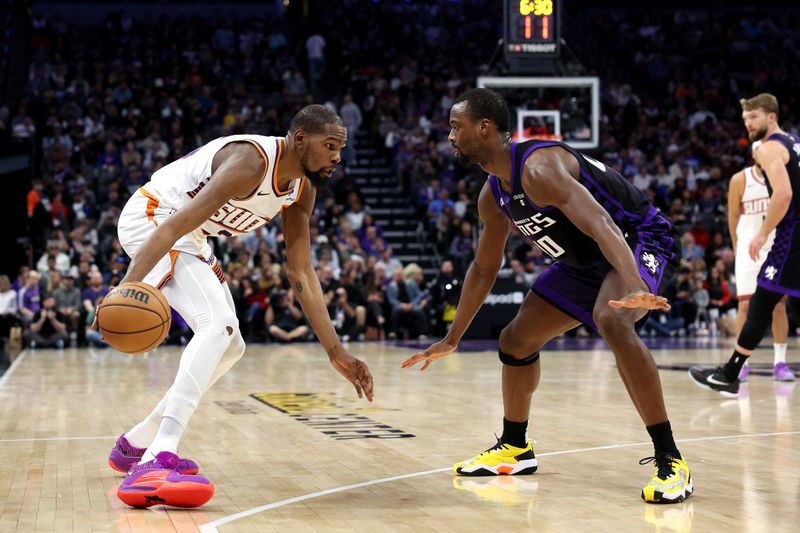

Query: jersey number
left=534, top=235, right=565, bottom=257
left=516, top=214, right=564, bottom=257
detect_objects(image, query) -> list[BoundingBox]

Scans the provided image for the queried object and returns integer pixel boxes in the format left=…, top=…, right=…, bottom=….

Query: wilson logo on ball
left=115, top=288, right=151, bottom=304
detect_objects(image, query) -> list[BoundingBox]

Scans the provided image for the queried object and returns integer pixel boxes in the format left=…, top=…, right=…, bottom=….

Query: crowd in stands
left=2, top=5, right=798, bottom=351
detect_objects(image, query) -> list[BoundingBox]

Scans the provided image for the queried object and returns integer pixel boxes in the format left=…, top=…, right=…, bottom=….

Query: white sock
left=124, top=390, right=171, bottom=449
left=141, top=416, right=185, bottom=463
left=774, top=343, right=788, bottom=365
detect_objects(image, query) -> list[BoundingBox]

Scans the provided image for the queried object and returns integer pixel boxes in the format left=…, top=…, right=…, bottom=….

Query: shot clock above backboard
left=505, top=0, right=560, bottom=57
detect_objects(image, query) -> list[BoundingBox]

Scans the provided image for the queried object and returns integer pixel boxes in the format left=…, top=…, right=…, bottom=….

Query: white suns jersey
left=736, top=165, right=774, bottom=250
left=141, top=134, right=305, bottom=238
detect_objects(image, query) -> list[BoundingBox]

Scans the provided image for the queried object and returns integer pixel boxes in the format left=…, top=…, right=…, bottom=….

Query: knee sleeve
left=739, top=288, right=785, bottom=350
left=499, top=350, right=540, bottom=367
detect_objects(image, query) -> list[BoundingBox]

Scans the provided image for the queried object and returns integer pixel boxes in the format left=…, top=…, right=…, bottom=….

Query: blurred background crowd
left=1, top=2, right=798, bottom=351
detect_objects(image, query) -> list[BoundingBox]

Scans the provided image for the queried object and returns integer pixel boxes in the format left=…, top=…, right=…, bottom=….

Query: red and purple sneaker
left=117, top=451, right=214, bottom=508
left=108, top=434, right=199, bottom=475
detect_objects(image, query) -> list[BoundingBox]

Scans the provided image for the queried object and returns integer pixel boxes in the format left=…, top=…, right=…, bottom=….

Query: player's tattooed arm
left=281, top=185, right=374, bottom=401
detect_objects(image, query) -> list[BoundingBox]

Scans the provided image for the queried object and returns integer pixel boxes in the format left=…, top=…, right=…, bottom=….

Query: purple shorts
left=531, top=207, right=678, bottom=332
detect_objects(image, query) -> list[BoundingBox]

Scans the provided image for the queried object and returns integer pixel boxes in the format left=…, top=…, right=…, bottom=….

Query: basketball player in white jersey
left=106, top=105, right=374, bottom=508
left=728, top=141, right=795, bottom=382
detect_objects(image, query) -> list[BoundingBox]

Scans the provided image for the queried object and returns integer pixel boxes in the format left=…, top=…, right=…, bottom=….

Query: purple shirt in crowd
left=82, top=285, right=109, bottom=306
left=19, top=286, right=41, bottom=313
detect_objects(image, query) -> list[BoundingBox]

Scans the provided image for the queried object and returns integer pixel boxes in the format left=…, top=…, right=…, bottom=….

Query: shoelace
left=478, top=435, right=507, bottom=457
left=639, top=453, right=675, bottom=480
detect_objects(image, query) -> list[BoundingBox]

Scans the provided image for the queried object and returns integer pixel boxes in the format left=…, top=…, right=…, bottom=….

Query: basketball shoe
left=454, top=438, right=538, bottom=476
left=640, top=453, right=693, bottom=504
left=688, top=366, right=739, bottom=396
left=738, top=364, right=749, bottom=382
left=108, top=434, right=199, bottom=475
left=773, top=362, right=796, bottom=382
left=117, top=451, right=214, bottom=508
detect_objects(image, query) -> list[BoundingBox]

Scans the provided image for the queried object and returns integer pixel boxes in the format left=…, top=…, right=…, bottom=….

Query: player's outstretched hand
left=608, top=291, right=671, bottom=311
left=330, top=352, right=374, bottom=402
left=400, top=339, right=458, bottom=371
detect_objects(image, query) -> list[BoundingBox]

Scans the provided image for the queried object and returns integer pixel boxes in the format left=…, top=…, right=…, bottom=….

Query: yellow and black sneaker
left=640, top=453, right=693, bottom=504
left=454, top=438, right=538, bottom=476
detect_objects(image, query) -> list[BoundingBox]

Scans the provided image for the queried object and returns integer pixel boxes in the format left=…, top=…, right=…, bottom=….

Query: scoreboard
left=504, top=0, right=560, bottom=57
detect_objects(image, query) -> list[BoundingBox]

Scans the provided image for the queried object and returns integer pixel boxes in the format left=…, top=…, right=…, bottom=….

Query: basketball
left=97, top=282, right=171, bottom=354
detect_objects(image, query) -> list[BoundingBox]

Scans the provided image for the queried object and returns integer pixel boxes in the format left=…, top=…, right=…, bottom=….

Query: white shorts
left=118, top=188, right=224, bottom=289
left=735, top=251, right=762, bottom=300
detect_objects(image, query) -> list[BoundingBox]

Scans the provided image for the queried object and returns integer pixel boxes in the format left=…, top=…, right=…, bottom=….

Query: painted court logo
left=251, top=392, right=414, bottom=440
left=641, top=252, right=660, bottom=275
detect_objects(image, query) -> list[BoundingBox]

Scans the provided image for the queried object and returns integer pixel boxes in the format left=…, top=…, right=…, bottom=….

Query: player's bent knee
left=593, top=307, right=636, bottom=337
left=213, top=311, right=239, bottom=336
left=498, top=323, right=544, bottom=355
left=499, top=350, right=540, bottom=366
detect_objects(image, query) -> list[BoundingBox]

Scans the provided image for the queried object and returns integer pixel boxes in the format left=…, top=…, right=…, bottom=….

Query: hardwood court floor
left=0, top=340, right=797, bottom=532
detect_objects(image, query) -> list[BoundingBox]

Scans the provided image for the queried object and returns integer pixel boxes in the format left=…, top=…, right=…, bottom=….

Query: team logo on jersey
left=513, top=193, right=526, bottom=206
left=764, top=265, right=778, bottom=280
left=641, top=252, right=660, bottom=275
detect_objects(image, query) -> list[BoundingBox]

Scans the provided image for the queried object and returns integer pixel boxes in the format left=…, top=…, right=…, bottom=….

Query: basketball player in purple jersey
left=691, top=93, right=800, bottom=394
left=402, top=89, right=692, bottom=503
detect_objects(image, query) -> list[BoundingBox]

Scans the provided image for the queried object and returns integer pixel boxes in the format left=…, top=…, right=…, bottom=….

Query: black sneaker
left=688, top=366, right=739, bottom=397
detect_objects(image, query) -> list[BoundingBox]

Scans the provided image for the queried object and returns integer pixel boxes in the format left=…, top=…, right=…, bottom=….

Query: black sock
left=501, top=418, right=528, bottom=448
left=722, top=350, right=749, bottom=381
left=647, top=421, right=680, bottom=458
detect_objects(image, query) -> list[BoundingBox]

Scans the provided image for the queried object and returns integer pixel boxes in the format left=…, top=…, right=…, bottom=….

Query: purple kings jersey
left=488, top=139, right=651, bottom=268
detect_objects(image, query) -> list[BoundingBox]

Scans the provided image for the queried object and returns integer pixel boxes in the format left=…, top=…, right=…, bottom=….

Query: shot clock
left=505, top=0, right=560, bottom=57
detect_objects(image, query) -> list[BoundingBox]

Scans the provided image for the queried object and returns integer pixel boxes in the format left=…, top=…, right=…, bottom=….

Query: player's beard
left=453, top=146, right=475, bottom=168
left=455, top=151, right=473, bottom=168
left=749, top=127, right=768, bottom=142
left=301, top=152, right=329, bottom=190
left=304, top=168, right=328, bottom=190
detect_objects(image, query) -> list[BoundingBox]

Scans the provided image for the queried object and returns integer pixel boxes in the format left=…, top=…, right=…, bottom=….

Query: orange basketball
left=97, top=282, right=171, bottom=354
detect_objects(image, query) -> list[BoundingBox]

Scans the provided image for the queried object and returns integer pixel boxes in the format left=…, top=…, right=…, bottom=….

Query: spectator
left=328, top=286, right=366, bottom=342
left=377, top=246, right=403, bottom=279
left=428, top=259, right=461, bottom=335
left=82, top=271, right=108, bottom=318
left=385, top=268, right=427, bottom=340
left=17, top=271, right=42, bottom=326
left=53, top=274, right=82, bottom=343
left=339, top=95, right=362, bottom=163
left=0, top=275, right=19, bottom=341
left=266, top=289, right=309, bottom=342
left=305, top=32, right=326, bottom=89
left=27, top=295, right=68, bottom=349
left=448, top=221, right=476, bottom=274
left=680, top=232, right=705, bottom=261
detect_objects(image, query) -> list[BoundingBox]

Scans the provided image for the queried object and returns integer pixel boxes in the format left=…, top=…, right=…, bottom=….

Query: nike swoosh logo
left=257, top=191, right=271, bottom=197
left=707, top=376, right=729, bottom=386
